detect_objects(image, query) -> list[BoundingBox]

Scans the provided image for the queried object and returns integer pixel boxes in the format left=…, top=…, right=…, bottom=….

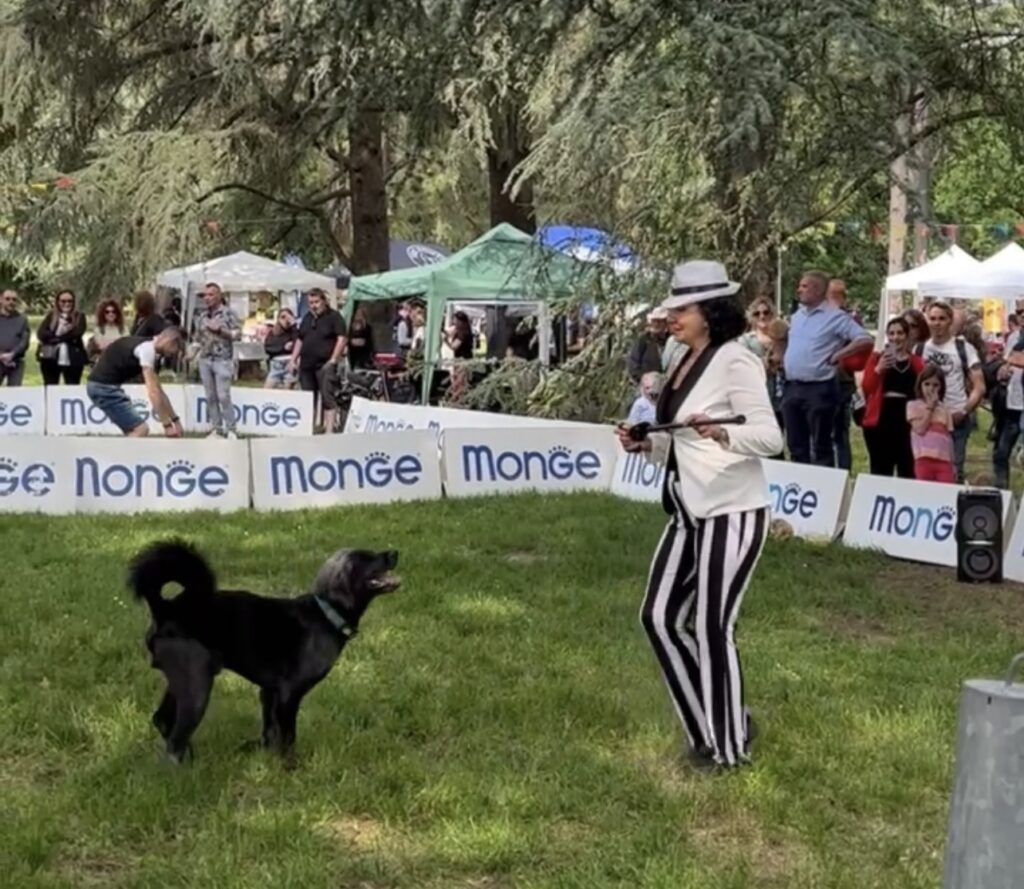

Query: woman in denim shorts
left=264, top=309, right=298, bottom=388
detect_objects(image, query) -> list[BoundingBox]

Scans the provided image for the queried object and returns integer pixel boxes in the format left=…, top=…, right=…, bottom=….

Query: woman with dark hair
left=88, top=297, right=125, bottom=363
left=616, top=260, right=783, bottom=772
left=37, top=289, right=88, bottom=384
left=902, top=308, right=930, bottom=347
left=445, top=310, right=474, bottom=360
left=860, top=316, right=923, bottom=478
left=130, top=290, right=167, bottom=338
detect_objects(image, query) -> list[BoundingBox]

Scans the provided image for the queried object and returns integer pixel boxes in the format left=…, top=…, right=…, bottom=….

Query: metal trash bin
left=943, top=653, right=1024, bottom=889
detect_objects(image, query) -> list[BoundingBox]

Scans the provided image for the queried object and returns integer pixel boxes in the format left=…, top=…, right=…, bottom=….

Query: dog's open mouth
left=368, top=572, right=401, bottom=593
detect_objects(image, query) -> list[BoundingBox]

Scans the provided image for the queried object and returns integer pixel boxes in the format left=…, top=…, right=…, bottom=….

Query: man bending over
left=86, top=327, right=184, bottom=437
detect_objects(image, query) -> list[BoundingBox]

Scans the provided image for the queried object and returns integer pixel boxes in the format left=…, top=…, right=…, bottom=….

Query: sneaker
left=225, top=431, right=238, bottom=441
left=206, top=430, right=222, bottom=439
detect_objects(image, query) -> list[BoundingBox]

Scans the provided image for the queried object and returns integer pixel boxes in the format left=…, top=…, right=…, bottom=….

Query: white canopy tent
left=918, top=243, right=1024, bottom=301
left=156, top=250, right=337, bottom=295
left=884, top=245, right=980, bottom=293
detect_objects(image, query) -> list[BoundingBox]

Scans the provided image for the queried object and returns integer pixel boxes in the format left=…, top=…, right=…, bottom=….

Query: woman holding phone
left=860, top=316, right=923, bottom=478
left=616, top=260, right=783, bottom=772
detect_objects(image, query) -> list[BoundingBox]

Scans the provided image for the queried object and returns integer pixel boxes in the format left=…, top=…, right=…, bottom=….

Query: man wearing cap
left=783, top=270, right=873, bottom=466
left=627, top=308, right=669, bottom=382
left=616, top=259, right=782, bottom=772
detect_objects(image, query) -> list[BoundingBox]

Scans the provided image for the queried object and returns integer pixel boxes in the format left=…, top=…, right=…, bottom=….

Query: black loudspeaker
left=956, top=489, right=1003, bottom=583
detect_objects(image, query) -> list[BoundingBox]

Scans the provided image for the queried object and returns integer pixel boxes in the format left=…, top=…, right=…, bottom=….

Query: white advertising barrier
left=71, top=438, right=251, bottom=514
left=0, top=436, right=75, bottom=514
left=46, top=385, right=189, bottom=436
left=995, top=506, right=1024, bottom=583
left=761, top=459, right=850, bottom=541
left=844, top=475, right=1013, bottom=568
left=443, top=426, right=619, bottom=498
left=250, top=430, right=442, bottom=511
left=0, top=387, right=46, bottom=436
left=610, top=451, right=850, bottom=540
left=344, top=396, right=601, bottom=437
left=182, top=385, right=314, bottom=437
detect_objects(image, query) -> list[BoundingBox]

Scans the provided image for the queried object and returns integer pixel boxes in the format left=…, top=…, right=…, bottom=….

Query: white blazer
left=647, top=340, right=783, bottom=519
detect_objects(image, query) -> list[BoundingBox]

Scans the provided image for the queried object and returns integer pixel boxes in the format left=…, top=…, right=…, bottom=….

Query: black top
left=347, top=321, right=375, bottom=368
left=298, top=309, right=346, bottom=369
left=89, top=336, right=153, bottom=386
left=881, top=358, right=917, bottom=399
left=655, top=344, right=721, bottom=516
left=37, top=311, right=88, bottom=367
left=451, top=327, right=474, bottom=360
left=264, top=327, right=298, bottom=358
left=132, top=313, right=167, bottom=338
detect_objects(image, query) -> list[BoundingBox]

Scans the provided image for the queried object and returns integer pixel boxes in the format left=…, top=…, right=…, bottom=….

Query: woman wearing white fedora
left=616, top=259, right=783, bottom=771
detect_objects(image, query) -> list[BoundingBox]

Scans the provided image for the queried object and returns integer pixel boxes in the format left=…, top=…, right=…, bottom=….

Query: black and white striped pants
left=640, top=477, right=768, bottom=767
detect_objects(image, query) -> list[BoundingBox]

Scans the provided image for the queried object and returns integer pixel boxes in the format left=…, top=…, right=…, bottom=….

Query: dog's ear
left=312, top=550, right=356, bottom=608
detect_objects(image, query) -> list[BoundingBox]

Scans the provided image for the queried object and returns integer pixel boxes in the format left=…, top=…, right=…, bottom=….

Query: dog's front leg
left=152, top=690, right=176, bottom=739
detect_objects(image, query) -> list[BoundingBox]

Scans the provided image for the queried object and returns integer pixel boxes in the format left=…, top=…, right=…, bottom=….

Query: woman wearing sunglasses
left=37, top=289, right=88, bottom=385
left=740, top=297, right=785, bottom=454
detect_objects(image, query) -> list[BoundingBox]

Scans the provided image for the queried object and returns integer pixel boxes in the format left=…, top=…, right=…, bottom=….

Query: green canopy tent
left=344, top=223, right=595, bottom=402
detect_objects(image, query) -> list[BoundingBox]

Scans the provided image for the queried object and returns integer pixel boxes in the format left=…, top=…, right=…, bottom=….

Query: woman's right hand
left=615, top=424, right=651, bottom=453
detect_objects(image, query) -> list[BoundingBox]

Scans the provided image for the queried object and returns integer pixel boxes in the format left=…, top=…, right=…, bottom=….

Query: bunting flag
left=806, top=220, right=1024, bottom=241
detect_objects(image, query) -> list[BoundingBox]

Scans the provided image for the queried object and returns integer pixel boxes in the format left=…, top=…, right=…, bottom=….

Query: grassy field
left=1, top=493, right=1021, bottom=889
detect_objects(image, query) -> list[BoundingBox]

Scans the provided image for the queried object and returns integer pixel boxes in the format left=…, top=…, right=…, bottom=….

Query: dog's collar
left=314, top=595, right=357, bottom=640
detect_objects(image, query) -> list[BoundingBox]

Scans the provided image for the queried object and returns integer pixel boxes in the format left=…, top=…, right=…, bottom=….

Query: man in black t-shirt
left=289, top=288, right=346, bottom=432
left=86, top=328, right=184, bottom=437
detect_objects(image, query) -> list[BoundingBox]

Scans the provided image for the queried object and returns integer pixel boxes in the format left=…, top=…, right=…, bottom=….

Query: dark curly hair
left=696, top=295, right=748, bottom=346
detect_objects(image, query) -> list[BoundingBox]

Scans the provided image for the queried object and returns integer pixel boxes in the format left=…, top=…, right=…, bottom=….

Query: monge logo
left=61, top=396, right=152, bottom=428
left=364, top=415, right=442, bottom=435
left=618, top=452, right=663, bottom=490
left=869, top=496, right=956, bottom=542
left=0, top=401, right=34, bottom=429
left=0, top=458, right=55, bottom=497
left=75, top=458, right=230, bottom=498
left=269, top=451, right=424, bottom=495
left=197, top=398, right=300, bottom=430
left=461, top=444, right=602, bottom=484
left=769, top=483, right=819, bottom=519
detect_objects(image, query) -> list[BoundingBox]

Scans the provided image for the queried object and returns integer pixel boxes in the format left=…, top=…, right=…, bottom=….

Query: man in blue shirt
left=783, top=271, right=873, bottom=466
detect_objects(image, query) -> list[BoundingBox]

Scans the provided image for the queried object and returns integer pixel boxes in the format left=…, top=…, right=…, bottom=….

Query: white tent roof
left=156, top=251, right=336, bottom=293
left=918, top=242, right=1024, bottom=300
left=885, top=245, right=979, bottom=291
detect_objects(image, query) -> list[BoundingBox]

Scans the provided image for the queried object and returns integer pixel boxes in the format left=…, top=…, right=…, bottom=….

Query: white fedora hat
left=662, top=260, right=740, bottom=310
left=646, top=306, right=669, bottom=321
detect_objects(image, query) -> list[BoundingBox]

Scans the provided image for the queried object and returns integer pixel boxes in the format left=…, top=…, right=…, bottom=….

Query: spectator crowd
left=3, top=272, right=1022, bottom=478
left=627, top=268, right=1023, bottom=489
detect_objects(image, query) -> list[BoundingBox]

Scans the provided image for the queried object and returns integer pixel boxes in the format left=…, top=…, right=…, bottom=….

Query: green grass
left=2, top=493, right=1021, bottom=888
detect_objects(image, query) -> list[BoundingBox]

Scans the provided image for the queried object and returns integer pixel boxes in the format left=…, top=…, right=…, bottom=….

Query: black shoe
left=685, top=744, right=721, bottom=773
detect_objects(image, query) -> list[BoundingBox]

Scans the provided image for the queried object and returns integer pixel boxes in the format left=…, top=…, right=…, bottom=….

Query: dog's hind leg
left=152, top=689, right=176, bottom=739
left=154, top=638, right=216, bottom=764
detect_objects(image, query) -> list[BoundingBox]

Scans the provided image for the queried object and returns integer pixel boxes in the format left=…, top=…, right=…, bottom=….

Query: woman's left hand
left=685, top=413, right=727, bottom=444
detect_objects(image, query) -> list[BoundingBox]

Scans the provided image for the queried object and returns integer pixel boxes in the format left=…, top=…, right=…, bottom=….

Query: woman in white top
left=616, top=260, right=783, bottom=771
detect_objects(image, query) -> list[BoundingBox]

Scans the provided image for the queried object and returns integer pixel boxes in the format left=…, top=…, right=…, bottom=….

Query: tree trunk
left=349, top=110, right=390, bottom=275
left=348, top=109, right=392, bottom=339
left=487, top=99, right=536, bottom=234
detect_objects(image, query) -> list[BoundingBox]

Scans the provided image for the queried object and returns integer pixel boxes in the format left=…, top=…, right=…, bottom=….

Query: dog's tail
left=127, top=539, right=216, bottom=617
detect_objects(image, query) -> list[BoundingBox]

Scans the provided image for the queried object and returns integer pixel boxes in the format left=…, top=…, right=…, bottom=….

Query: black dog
left=127, top=539, right=400, bottom=763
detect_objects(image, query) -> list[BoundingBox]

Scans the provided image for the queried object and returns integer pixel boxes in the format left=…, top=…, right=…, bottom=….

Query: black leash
left=622, top=415, right=747, bottom=442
